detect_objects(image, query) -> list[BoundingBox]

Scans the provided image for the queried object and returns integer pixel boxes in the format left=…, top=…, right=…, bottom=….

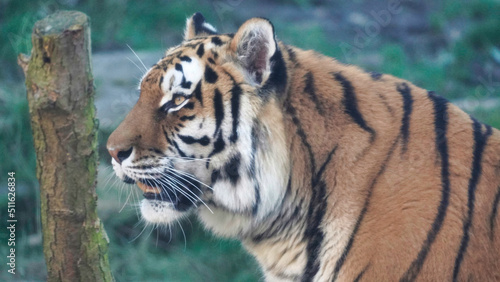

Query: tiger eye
left=174, top=96, right=186, bottom=106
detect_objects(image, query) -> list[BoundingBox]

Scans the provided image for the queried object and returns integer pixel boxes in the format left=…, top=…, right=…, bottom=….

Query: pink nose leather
left=108, top=149, right=120, bottom=164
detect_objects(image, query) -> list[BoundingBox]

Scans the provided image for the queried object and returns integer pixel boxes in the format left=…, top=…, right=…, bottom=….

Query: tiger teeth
left=137, top=182, right=161, bottom=194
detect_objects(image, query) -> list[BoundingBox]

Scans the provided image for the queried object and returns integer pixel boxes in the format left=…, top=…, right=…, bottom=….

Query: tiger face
left=107, top=13, right=289, bottom=236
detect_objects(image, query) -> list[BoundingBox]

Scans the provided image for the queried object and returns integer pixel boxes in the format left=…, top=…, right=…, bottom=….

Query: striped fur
left=107, top=13, right=500, bottom=281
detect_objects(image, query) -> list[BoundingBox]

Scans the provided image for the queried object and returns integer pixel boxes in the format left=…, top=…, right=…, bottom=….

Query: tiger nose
left=108, top=147, right=133, bottom=164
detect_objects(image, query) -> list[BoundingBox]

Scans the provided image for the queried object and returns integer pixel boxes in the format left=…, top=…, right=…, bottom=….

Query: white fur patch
left=158, top=57, right=203, bottom=108
left=111, top=148, right=136, bottom=180
left=202, top=22, right=217, bottom=33
left=140, top=199, right=185, bottom=224
left=198, top=98, right=289, bottom=237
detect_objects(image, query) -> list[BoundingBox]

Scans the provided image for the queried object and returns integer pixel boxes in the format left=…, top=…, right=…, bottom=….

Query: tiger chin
left=107, top=12, right=500, bottom=281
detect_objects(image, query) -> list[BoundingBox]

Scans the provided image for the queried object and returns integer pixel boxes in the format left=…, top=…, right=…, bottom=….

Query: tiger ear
left=230, top=18, right=277, bottom=85
left=184, top=12, right=218, bottom=40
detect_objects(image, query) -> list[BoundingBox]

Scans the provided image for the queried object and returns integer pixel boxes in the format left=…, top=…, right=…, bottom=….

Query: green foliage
left=278, top=23, right=343, bottom=58
left=0, top=0, right=213, bottom=80
left=0, top=84, right=36, bottom=184
left=0, top=83, right=42, bottom=280
left=475, top=105, right=500, bottom=129
left=465, top=19, right=500, bottom=50
left=379, top=44, right=407, bottom=78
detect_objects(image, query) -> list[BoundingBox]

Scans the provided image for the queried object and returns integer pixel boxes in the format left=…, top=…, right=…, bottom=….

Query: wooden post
left=18, top=11, right=113, bottom=282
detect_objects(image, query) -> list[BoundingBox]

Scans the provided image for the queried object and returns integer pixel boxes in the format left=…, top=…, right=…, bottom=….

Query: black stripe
left=193, top=82, right=203, bottom=106
left=148, top=148, right=164, bottom=155
left=353, top=264, right=370, bottom=282
left=162, top=128, right=172, bottom=145
left=204, top=65, right=218, bottom=83
left=369, top=71, right=382, bottom=80
left=229, top=84, right=241, bottom=143
left=224, top=153, right=241, bottom=185
left=251, top=124, right=260, bottom=215
left=211, top=36, right=223, bottom=45
left=259, top=48, right=288, bottom=98
left=302, top=146, right=337, bottom=282
left=304, top=72, right=324, bottom=115
left=196, top=44, right=205, bottom=57
left=286, top=46, right=297, bottom=64
left=192, top=12, right=216, bottom=35
left=313, top=146, right=337, bottom=186
left=184, top=102, right=195, bottom=110
left=252, top=172, right=261, bottom=215
left=397, top=83, right=413, bottom=153
left=333, top=136, right=399, bottom=281
left=180, top=77, right=192, bottom=89
left=180, top=115, right=196, bottom=121
left=377, top=93, right=394, bottom=117
left=192, top=12, right=205, bottom=35
left=333, top=72, right=376, bottom=141
left=490, top=185, right=500, bottom=239
left=211, top=169, right=220, bottom=184
left=400, top=91, right=450, bottom=282
left=207, top=131, right=225, bottom=167
left=285, top=103, right=316, bottom=174
left=213, top=88, right=224, bottom=137
left=453, top=119, right=492, bottom=281
left=302, top=180, right=327, bottom=282
left=178, top=135, right=210, bottom=146
left=285, top=102, right=325, bottom=282
left=211, top=131, right=225, bottom=156
left=159, top=75, right=164, bottom=89
left=180, top=56, right=191, bottom=62
left=172, top=140, right=187, bottom=157
left=252, top=178, right=296, bottom=242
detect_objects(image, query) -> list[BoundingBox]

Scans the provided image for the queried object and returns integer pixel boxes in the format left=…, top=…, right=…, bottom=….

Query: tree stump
left=18, top=11, right=113, bottom=282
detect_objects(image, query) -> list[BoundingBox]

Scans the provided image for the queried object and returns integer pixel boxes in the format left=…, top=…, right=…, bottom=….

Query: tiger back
left=107, top=13, right=500, bottom=281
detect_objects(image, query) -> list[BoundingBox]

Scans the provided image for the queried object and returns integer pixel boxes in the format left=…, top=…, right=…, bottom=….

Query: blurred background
left=1, top=0, right=499, bottom=281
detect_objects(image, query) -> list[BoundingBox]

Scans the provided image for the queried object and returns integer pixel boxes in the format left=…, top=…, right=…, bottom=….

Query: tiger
left=107, top=12, right=500, bottom=281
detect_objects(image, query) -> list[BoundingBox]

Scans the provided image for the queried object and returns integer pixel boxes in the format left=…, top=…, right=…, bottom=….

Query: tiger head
left=107, top=13, right=290, bottom=236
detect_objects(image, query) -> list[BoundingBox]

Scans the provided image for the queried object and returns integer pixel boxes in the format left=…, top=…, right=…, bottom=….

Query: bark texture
left=19, top=10, right=113, bottom=282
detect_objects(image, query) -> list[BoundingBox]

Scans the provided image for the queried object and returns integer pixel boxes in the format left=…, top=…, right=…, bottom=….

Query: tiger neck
left=242, top=45, right=356, bottom=279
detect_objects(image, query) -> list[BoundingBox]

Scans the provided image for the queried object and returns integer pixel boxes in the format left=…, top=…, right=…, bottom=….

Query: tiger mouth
left=135, top=173, right=201, bottom=211
left=137, top=181, right=161, bottom=194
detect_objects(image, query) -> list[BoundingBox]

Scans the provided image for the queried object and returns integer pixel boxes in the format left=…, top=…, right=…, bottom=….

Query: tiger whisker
left=126, top=57, right=147, bottom=75
left=168, top=156, right=211, bottom=162
left=119, top=184, right=134, bottom=213
left=157, top=167, right=204, bottom=194
left=161, top=166, right=213, bottom=191
left=127, top=165, right=213, bottom=192
left=175, top=218, right=187, bottom=250
left=150, top=168, right=213, bottom=213
left=130, top=221, right=152, bottom=243
left=126, top=44, right=148, bottom=72
left=150, top=172, right=200, bottom=208
left=151, top=177, right=179, bottom=204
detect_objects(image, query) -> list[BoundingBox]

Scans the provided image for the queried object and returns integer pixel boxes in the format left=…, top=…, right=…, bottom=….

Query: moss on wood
left=20, top=10, right=113, bottom=282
